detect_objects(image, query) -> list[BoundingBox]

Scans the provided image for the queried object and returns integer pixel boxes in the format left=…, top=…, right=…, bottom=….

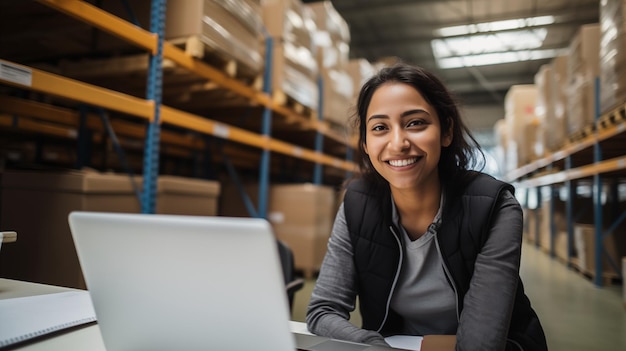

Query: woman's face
left=363, top=82, right=452, bottom=192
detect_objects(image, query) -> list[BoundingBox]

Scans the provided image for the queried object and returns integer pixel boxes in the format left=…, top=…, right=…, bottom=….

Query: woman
left=306, top=63, right=547, bottom=351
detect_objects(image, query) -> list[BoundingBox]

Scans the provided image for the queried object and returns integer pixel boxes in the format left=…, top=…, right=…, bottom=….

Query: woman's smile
left=387, top=157, right=420, bottom=167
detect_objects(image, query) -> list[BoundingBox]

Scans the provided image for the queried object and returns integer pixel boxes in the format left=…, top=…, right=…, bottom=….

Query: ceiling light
left=436, top=15, right=555, bottom=37
left=432, top=28, right=548, bottom=58
left=436, top=49, right=563, bottom=69
left=432, top=15, right=557, bottom=69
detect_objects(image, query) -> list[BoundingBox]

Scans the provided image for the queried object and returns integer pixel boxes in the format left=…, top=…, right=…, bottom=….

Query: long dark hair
left=351, top=62, right=484, bottom=187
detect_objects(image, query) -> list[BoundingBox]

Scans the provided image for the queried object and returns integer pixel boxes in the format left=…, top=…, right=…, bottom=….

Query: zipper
left=434, top=235, right=461, bottom=322
left=376, top=225, right=404, bottom=333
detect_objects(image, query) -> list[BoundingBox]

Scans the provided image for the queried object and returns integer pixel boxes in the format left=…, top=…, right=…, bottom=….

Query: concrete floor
left=291, top=242, right=626, bottom=350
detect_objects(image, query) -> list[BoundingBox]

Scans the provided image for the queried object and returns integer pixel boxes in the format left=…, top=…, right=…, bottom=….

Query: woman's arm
left=306, top=203, right=389, bottom=346
left=456, top=190, right=522, bottom=350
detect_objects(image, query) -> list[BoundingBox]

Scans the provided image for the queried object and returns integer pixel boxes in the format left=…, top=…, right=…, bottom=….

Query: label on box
left=0, top=61, right=32, bottom=86
left=268, top=211, right=285, bottom=224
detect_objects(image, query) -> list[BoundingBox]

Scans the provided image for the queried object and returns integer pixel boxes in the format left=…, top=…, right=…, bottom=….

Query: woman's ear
left=442, top=117, right=453, bottom=147
left=363, top=142, right=369, bottom=154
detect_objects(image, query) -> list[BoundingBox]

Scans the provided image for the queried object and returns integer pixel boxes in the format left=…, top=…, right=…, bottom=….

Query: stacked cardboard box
left=219, top=181, right=337, bottom=278
left=503, top=85, right=538, bottom=173
left=566, top=23, right=600, bottom=137
left=346, top=58, right=376, bottom=103
left=533, top=64, right=551, bottom=160
left=104, top=0, right=265, bottom=75
left=599, top=0, right=626, bottom=114
left=268, top=184, right=336, bottom=278
left=0, top=170, right=141, bottom=288
left=546, top=55, right=569, bottom=152
left=261, top=0, right=319, bottom=109
left=156, top=175, right=221, bottom=216
left=307, top=1, right=354, bottom=127
left=573, top=223, right=621, bottom=275
left=492, top=118, right=508, bottom=175
left=0, top=170, right=220, bottom=289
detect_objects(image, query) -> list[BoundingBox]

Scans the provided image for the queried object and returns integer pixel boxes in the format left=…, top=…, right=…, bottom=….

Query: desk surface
left=0, top=278, right=455, bottom=351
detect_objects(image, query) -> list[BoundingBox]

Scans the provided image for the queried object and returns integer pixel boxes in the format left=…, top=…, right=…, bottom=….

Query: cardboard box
left=320, top=67, right=354, bottom=126
left=271, top=41, right=319, bottom=109
left=261, top=0, right=317, bottom=51
left=566, top=23, right=600, bottom=136
left=600, top=0, right=626, bottom=113
left=156, top=176, right=220, bottom=216
left=267, top=184, right=336, bottom=277
left=346, top=58, right=376, bottom=100
left=504, top=85, right=537, bottom=168
left=573, top=223, right=621, bottom=274
left=0, top=170, right=142, bottom=288
left=546, top=55, right=568, bottom=152
left=103, top=0, right=265, bottom=73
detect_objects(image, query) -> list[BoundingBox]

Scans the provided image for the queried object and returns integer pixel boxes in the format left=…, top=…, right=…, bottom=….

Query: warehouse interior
left=0, top=0, right=625, bottom=350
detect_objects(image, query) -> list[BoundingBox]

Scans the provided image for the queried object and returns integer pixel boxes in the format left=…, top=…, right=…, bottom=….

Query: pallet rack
left=506, top=81, right=626, bottom=287
left=0, top=0, right=358, bottom=218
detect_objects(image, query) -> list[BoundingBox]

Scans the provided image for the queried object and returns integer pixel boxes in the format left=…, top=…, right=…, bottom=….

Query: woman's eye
left=407, top=120, right=425, bottom=127
left=371, top=125, right=387, bottom=131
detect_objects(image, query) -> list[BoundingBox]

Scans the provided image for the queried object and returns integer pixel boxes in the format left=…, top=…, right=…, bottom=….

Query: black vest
left=343, top=172, right=547, bottom=350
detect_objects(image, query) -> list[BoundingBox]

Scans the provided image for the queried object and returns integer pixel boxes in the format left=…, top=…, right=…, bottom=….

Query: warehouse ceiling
left=305, top=0, right=600, bottom=108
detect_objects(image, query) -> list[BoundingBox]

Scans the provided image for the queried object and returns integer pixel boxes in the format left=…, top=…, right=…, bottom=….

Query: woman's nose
left=389, top=130, right=409, bottom=150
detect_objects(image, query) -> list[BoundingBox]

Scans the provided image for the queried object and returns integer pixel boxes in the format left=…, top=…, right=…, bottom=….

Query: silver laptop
left=69, top=211, right=398, bottom=351
left=69, top=211, right=296, bottom=351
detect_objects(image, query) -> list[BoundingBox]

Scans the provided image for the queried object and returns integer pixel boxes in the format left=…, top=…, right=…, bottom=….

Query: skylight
left=432, top=16, right=558, bottom=69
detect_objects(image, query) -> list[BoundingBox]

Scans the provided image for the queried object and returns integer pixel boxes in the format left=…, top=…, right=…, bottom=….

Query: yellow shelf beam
left=0, top=60, right=355, bottom=172
left=0, top=60, right=155, bottom=120
left=37, top=0, right=158, bottom=54
left=36, top=0, right=355, bottom=149
left=515, top=155, right=626, bottom=188
left=506, top=118, right=626, bottom=181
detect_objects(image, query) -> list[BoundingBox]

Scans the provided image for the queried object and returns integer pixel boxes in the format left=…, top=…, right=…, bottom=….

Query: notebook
left=68, top=211, right=399, bottom=351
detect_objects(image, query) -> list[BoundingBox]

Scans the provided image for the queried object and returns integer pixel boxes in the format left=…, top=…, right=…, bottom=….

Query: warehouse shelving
left=506, top=95, right=626, bottom=287
left=0, top=0, right=358, bottom=217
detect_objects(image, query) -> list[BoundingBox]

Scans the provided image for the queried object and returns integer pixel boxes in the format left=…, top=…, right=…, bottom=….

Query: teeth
left=388, top=158, right=417, bottom=167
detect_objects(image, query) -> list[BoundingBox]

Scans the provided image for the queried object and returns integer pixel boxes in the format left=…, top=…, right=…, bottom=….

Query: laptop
left=69, top=211, right=399, bottom=351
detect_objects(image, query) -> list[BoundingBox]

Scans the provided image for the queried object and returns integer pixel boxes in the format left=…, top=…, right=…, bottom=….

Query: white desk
left=0, top=279, right=313, bottom=351
left=0, top=278, right=454, bottom=351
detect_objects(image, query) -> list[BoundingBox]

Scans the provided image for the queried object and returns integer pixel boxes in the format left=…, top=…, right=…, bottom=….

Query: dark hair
left=352, top=62, right=484, bottom=186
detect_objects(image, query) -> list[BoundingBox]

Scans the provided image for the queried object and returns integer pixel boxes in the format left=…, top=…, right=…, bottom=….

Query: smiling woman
left=306, top=62, right=548, bottom=351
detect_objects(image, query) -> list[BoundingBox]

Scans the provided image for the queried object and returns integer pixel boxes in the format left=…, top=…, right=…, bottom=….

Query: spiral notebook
left=0, top=290, right=97, bottom=347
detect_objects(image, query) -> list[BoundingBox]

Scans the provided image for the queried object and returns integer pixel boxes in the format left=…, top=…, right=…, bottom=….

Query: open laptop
left=68, top=211, right=399, bottom=351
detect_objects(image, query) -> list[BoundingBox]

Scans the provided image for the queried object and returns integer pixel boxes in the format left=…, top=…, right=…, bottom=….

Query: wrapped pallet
left=546, top=55, right=569, bottom=152
left=599, top=0, right=626, bottom=114
left=347, top=58, right=377, bottom=101
left=533, top=64, right=551, bottom=160
left=504, top=85, right=537, bottom=171
left=492, top=118, right=508, bottom=176
left=103, top=0, right=265, bottom=75
left=306, top=1, right=354, bottom=127
left=566, top=23, right=600, bottom=137
left=261, top=0, right=319, bottom=109
left=307, top=0, right=350, bottom=69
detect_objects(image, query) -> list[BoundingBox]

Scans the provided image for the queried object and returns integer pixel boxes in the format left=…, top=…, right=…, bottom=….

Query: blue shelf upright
left=257, top=35, right=274, bottom=219
left=141, top=0, right=166, bottom=214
